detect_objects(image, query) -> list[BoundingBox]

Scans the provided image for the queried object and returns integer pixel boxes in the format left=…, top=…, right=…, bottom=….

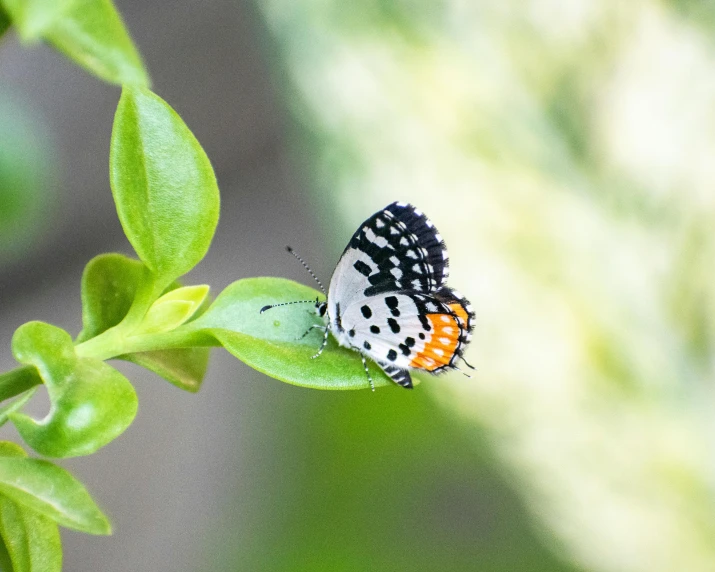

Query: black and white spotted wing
left=327, top=201, right=449, bottom=314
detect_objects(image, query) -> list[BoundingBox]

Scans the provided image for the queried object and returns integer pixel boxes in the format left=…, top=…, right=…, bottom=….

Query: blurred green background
left=2, top=0, right=715, bottom=571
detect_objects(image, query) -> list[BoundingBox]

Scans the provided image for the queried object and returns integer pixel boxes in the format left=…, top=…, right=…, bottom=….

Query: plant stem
left=74, top=327, right=216, bottom=361
left=0, top=366, right=42, bottom=402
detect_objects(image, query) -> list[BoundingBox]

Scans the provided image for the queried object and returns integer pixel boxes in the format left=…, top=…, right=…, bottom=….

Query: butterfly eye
left=316, top=301, right=327, bottom=317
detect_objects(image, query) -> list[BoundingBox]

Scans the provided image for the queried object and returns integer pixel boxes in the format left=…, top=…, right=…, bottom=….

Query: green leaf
left=0, top=444, right=57, bottom=570
left=76, top=253, right=148, bottom=343
left=2, top=0, right=148, bottom=86
left=10, top=322, right=137, bottom=458
left=0, top=456, right=110, bottom=534
left=45, top=0, right=149, bottom=86
left=0, top=389, right=37, bottom=429
left=186, top=278, right=392, bottom=390
left=122, top=348, right=209, bottom=393
left=77, top=253, right=211, bottom=391
left=0, top=497, right=62, bottom=572
left=110, top=87, right=219, bottom=283
left=0, top=534, right=12, bottom=571
left=0, top=0, right=74, bottom=39
left=0, top=442, right=26, bottom=458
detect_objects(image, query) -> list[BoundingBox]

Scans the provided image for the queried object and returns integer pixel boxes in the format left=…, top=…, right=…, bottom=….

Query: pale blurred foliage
left=261, top=0, right=715, bottom=570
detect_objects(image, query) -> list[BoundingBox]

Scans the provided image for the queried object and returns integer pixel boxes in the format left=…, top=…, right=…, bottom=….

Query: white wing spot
left=391, top=267, right=403, bottom=279
left=443, top=326, right=454, bottom=334
left=376, top=218, right=385, bottom=228
left=412, top=279, right=422, bottom=288
left=439, top=337, right=450, bottom=345
left=412, top=264, right=422, bottom=273
left=425, top=302, right=438, bottom=312
left=390, top=255, right=400, bottom=266
left=434, top=348, right=445, bottom=357
left=400, top=236, right=409, bottom=246
left=441, top=315, right=451, bottom=323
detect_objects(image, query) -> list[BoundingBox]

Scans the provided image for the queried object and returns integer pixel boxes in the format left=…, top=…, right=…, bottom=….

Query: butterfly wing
left=327, top=202, right=449, bottom=318
left=340, top=289, right=474, bottom=387
left=326, top=201, right=472, bottom=389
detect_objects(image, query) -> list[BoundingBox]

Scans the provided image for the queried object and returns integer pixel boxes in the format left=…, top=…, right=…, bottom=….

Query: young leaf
left=186, top=278, right=392, bottom=390
left=110, top=87, right=219, bottom=283
left=134, top=285, right=209, bottom=335
left=77, top=253, right=211, bottom=391
left=0, top=456, right=110, bottom=534
left=10, top=322, right=137, bottom=458
left=0, top=497, right=62, bottom=572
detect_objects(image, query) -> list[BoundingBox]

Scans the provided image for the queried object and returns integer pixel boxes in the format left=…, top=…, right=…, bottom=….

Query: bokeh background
left=2, top=0, right=715, bottom=570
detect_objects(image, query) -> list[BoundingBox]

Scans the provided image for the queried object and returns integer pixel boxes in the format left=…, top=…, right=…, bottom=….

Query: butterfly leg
left=452, top=365, right=472, bottom=379
left=311, top=326, right=330, bottom=359
left=295, top=324, right=326, bottom=340
left=461, top=356, right=476, bottom=370
left=361, top=355, right=375, bottom=392
left=377, top=361, right=413, bottom=389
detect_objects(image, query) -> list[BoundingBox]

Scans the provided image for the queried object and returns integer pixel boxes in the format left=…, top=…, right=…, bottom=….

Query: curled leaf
left=10, top=322, right=137, bottom=458
left=186, top=278, right=392, bottom=390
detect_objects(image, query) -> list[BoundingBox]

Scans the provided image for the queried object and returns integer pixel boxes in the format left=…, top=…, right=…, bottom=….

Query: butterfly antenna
left=260, top=299, right=318, bottom=313
left=286, top=246, right=326, bottom=295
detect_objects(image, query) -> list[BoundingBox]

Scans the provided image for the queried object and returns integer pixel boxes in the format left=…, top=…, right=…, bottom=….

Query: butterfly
left=261, top=201, right=475, bottom=390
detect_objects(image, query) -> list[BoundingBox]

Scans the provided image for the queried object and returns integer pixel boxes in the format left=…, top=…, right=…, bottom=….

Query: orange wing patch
left=409, top=313, right=461, bottom=371
left=448, top=303, right=470, bottom=330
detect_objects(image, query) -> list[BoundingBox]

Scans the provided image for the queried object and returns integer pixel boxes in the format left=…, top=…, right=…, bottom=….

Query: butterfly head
left=316, top=299, right=328, bottom=318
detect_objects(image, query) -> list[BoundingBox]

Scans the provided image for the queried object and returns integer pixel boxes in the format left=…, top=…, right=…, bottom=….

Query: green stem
left=74, top=327, right=217, bottom=361
left=0, top=366, right=42, bottom=402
